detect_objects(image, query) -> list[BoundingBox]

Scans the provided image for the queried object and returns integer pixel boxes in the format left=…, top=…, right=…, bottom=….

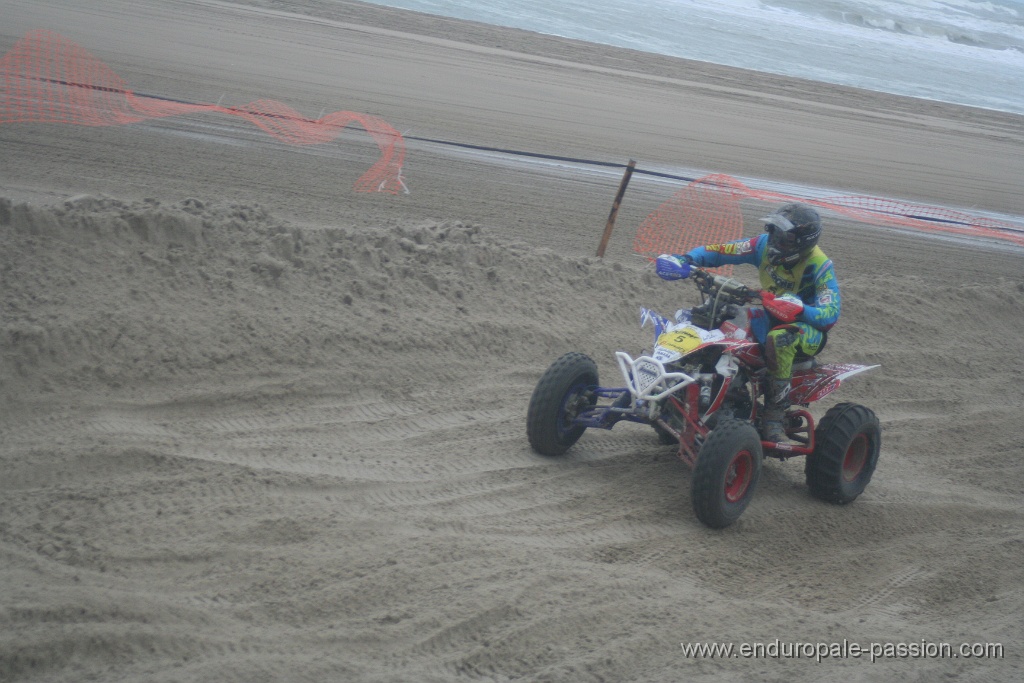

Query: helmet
left=761, top=203, right=821, bottom=268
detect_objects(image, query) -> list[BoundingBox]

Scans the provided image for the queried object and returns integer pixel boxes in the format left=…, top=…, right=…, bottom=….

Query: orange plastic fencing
left=634, top=173, right=1024, bottom=260
left=0, top=30, right=406, bottom=193
left=632, top=174, right=748, bottom=274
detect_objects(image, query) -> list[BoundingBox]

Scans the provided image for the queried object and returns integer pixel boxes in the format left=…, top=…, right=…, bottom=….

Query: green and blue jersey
left=683, top=233, right=841, bottom=332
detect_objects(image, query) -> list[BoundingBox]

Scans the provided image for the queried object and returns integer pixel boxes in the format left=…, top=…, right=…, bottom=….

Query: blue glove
left=655, top=254, right=692, bottom=281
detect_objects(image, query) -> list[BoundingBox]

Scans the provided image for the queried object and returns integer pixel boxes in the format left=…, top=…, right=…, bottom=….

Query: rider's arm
left=682, top=236, right=762, bottom=268
left=799, top=260, right=841, bottom=330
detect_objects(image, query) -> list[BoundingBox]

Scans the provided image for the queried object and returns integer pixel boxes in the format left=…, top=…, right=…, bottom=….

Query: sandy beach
left=2, top=1, right=1023, bottom=681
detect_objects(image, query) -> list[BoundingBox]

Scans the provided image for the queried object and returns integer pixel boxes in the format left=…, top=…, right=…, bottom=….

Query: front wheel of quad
left=527, top=352, right=599, bottom=456
left=691, top=419, right=763, bottom=528
left=805, top=403, right=881, bottom=504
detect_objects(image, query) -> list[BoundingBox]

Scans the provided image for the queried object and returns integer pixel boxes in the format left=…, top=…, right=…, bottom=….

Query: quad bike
left=526, top=267, right=881, bottom=528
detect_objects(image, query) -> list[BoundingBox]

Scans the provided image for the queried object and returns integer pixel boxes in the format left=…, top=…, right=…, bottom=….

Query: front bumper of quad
left=568, top=352, right=820, bottom=465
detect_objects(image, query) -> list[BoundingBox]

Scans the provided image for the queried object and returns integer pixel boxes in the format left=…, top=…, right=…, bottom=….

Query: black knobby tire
left=805, top=402, right=881, bottom=504
left=690, top=419, right=763, bottom=528
left=527, top=352, right=599, bottom=456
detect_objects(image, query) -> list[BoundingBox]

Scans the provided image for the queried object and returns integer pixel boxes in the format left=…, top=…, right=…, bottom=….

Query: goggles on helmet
left=763, top=215, right=800, bottom=252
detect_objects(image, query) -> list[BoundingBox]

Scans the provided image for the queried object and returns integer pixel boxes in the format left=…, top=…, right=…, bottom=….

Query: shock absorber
left=698, top=379, right=712, bottom=409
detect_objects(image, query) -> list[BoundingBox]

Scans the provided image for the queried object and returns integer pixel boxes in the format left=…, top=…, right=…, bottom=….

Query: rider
left=654, top=203, right=841, bottom=442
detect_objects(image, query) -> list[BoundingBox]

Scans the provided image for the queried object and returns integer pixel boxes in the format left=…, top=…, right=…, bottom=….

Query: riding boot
left=762, top=378, right=791, bottom=442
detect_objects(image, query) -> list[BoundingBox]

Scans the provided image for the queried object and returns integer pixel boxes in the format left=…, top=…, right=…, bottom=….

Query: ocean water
left=359, top=0, right=1024, bottom=115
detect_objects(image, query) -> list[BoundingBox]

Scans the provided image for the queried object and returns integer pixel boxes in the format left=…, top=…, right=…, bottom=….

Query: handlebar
left=681, top=267, right=761, bottom=331
left=690, top=267, right=759, bottom=306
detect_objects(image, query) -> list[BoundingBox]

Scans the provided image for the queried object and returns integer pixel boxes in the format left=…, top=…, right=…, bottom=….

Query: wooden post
left=596, top=159, right=636, bottom=258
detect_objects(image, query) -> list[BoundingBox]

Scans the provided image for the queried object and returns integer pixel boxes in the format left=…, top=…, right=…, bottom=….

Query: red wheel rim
left=842, top=434, right=868, bottom=482
left=724, top=450, right=754, bottom=503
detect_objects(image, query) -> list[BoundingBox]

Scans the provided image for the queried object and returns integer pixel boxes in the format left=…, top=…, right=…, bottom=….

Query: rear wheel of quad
left=527, top=352, right=599, bottom=456
left=805, top=403, right=881, bottom=504
left=691, top=419, right=763, bottom=528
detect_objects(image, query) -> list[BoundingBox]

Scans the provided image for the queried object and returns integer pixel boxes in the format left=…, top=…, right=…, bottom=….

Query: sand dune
left=2, top=1, right=1023, bottom=681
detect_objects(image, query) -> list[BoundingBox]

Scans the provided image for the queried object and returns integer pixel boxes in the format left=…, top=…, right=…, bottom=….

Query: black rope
left=18, top=78, right=1024, bottom=236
